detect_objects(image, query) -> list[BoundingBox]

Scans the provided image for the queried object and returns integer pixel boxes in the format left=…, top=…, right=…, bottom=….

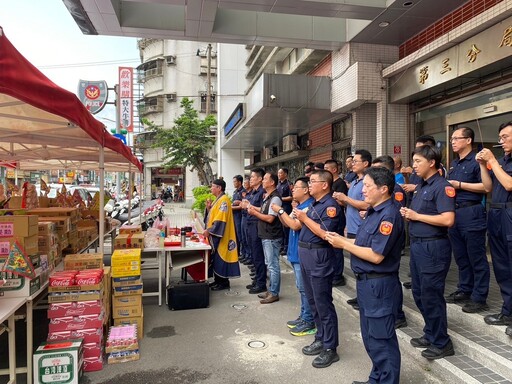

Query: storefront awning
left=221, top=73, right=338, bottom=151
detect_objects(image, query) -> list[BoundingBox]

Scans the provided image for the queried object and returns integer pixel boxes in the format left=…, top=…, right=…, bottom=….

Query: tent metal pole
left=99, top=146, right=105, bottom=255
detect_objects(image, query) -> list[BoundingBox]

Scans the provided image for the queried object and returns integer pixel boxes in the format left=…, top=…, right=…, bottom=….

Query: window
left=200, top=93, right=217, bottom=113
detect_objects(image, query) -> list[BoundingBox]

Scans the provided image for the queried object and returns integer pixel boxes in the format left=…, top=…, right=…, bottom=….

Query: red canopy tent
left=0, top=26, right=142, bottom=171
left=0, top=26, right=143, bottom=254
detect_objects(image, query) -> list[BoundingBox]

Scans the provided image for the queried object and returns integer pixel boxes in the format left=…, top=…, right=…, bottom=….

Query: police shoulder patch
left=394, top=192, right=404, bottom=202
left=445, top=186, right=456, bottom=198
left=326, top=206, right=337, bottom=218
left=220, top=201, right=228, bottom=211
left=379, top=221, right=393, bottom=235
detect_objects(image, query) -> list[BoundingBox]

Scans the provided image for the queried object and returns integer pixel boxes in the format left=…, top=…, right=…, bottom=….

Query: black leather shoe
left=312, top=349, right=339, bottom=368
left=506, top=326, right=512, bottom=336
left=248, top=286, right=267, bottom=294
left=484, top=313, right=512, bottom=325
left=302, top=340, right=324, bottom=356
left=249, top=271, right=255, bottom=277
left=410, top=336, right=431, bottom=348
left=395, top=317, right=408, bottom=329
left=421, top=341, right=454, bottom=360
left=403, top=281, right=412, bottom=289
left=332, top=276, right=346, bottom=287
left=347, top=297, right=358, bottom=305
left=352, top=381, right=370, bottom=384
left=462, top=301, right=489, bottom=313
left=445, top=290, right=471, bottom=303
left=246, top=283, right=255, bottom=289
left=352, top=303, right=360, bottom=311
left=211, top=284, right=229, bottom=291
left=208, top=282, right=218, bottom=288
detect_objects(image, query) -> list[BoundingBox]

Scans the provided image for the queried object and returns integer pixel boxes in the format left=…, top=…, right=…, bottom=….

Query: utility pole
left=206, top=43, right=212, bottom=117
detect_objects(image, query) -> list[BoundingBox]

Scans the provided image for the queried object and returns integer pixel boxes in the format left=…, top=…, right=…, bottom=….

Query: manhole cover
left=248, top=340, right=266, bottom=349
left=225, top=290, right=240, bottom=296
left=232, top=304, right=247, bottom=310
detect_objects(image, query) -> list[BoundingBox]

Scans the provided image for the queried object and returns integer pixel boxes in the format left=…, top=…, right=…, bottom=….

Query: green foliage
left=142, top=97, right=216, bottom=185
left=191, top=186, right=215, bottom=212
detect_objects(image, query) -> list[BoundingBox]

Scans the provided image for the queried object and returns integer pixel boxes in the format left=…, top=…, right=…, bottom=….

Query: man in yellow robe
left=204, top=179, right=241, bottom=290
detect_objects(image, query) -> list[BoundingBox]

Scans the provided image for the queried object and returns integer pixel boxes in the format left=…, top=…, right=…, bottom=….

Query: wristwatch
left=278, top=208, right=285, bottom=215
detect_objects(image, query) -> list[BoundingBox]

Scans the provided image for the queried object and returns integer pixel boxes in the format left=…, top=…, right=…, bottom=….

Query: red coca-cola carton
left=49, top=274, right=76, bottom=287
left=48, top=312, right=104, bottom=332
left=48, top=300, right=103, bottom=318
left=47, top=330, right=72, bottom=342
left=75, top=274, right=103, bottom=286
left=72, top=328, right=103, bottom=344
left=83, top=355, right=104, bottom=372
left=83, top=342, right=103, bottom=358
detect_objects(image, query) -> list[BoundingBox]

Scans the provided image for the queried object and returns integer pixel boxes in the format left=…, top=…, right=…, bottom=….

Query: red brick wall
left=308, top=54, right=332, bottom=77
left=309, top=124, right=332, bottom=154
left=309, top=152, right=332, bottom=164
left=400, top=0, right=504, bottom=58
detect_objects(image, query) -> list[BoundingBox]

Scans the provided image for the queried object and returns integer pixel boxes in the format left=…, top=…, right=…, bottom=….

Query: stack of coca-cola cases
left=47, top=269, right=106, bottom=372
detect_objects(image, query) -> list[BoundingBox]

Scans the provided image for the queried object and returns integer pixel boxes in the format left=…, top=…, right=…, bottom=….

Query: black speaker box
left=167, top=281, right=210, bottom=310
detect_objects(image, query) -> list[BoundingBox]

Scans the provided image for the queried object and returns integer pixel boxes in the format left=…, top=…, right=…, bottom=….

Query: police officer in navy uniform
left=476, top=122, right=512, bottom=336
left=400, top=145, right=456, bottom=360
left=446, top=127, right=490, bottom=313
left=243, top=168, right=267, bottom=294
left=232, top=175, right=246, bottom=260
left=294, top=170, right=341, bottom=368
left=327, top=167, right=404, bottom=384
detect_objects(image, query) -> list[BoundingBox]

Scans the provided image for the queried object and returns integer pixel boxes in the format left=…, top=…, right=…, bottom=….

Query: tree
left=143, top=97, right=216, bottom=185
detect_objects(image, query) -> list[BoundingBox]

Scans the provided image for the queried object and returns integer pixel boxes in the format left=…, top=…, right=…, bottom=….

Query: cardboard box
left=112, top=284, right=143, bottom=297
left=112, top=294, right=142, bottom=308
left=0, top=214, right=38, bottom=237
left=64, top=253, right=103, bottom=271
left=119, top=225, right=142, bottom=235
left=112, top=275, right=142, bottom=287
left=107, top=350, right=140, bottom=364
left=114, top=233, right=145, bottom=250
left=0, top=272, right=43, bottom=298
left=33, top=339, right=83, bottom=384
left=111, top=249, right=141, bottom=277
left=38, top=234, right=59, bottom=249
left=38, top=221, right=56, bottom=235
left=0, top=234, right=38, bottom=256
left=29, top=207, right=79, bottom=221
left=48, top=328, right=103, bottom=345
left=48, top=312, right=104, bottom=332
left=48, top=290, right=103, bottom=303
left=36, top=216, right=71, bottom=235
left=48, top=300, right=103, bottom=318
left=83, top=355, right=103, bottom=372
left=112, top=302, right=142, bottom=319
left=113, top=313, right=144, bottom=339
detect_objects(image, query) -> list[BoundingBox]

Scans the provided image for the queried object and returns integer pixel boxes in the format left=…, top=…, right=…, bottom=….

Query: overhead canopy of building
left=63, top=0, right=467, bottom=50
left=221, top=73, right=337, bottom=149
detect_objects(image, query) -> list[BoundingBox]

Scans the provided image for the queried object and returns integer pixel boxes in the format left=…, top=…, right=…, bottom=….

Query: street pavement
left=82, top=258, right=440, bottom=384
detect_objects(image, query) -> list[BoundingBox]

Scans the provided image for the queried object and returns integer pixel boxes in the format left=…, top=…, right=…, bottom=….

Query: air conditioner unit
left=262, top=147, right=273, bottom=160
left=166, top=93, right=177, bottom=102
left=165, top=55, right=176, bottom=65
left=282, top=134, right=298, bottom=152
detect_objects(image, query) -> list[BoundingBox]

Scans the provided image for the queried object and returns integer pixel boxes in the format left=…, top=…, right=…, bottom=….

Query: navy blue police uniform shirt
left=298, top=194, right=340, bottom=245
left=247, top=185, right=265, bottom=224
left=409, top=173, right=455, bottom=238
left=233, top=186, right=246, bottom=219
left=393, top=183, right=406, bottom=208
left=352, top=198, right=404, bottom=274
left=277, top=179, right=292, bottom=213
left=490, top=154, right=512, bottom=203
left=448, top=152, right=483, bottom=203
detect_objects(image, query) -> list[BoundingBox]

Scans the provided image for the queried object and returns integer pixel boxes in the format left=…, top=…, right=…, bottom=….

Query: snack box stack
left=38, top=221, right=60, bottom=268
left=77, top=219, right=99, bottom=248
left=106, top=324, right=140, bottom=364
left=29, top=207, right=79, bottom=255
left=0, top=214, right=39, bottom=262
left=111, top=249, right=144, bottom=339
left=114, top=232, right=145, bottom=250
left=0, top=214, right=51, bottom=298
left=33, top=339, right=84, bottom=384
left=46, top=253, right=108, bottom=372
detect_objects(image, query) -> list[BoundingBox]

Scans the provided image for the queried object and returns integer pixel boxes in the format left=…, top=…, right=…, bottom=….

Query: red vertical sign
left=119, top=67, right=133, bottom=132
